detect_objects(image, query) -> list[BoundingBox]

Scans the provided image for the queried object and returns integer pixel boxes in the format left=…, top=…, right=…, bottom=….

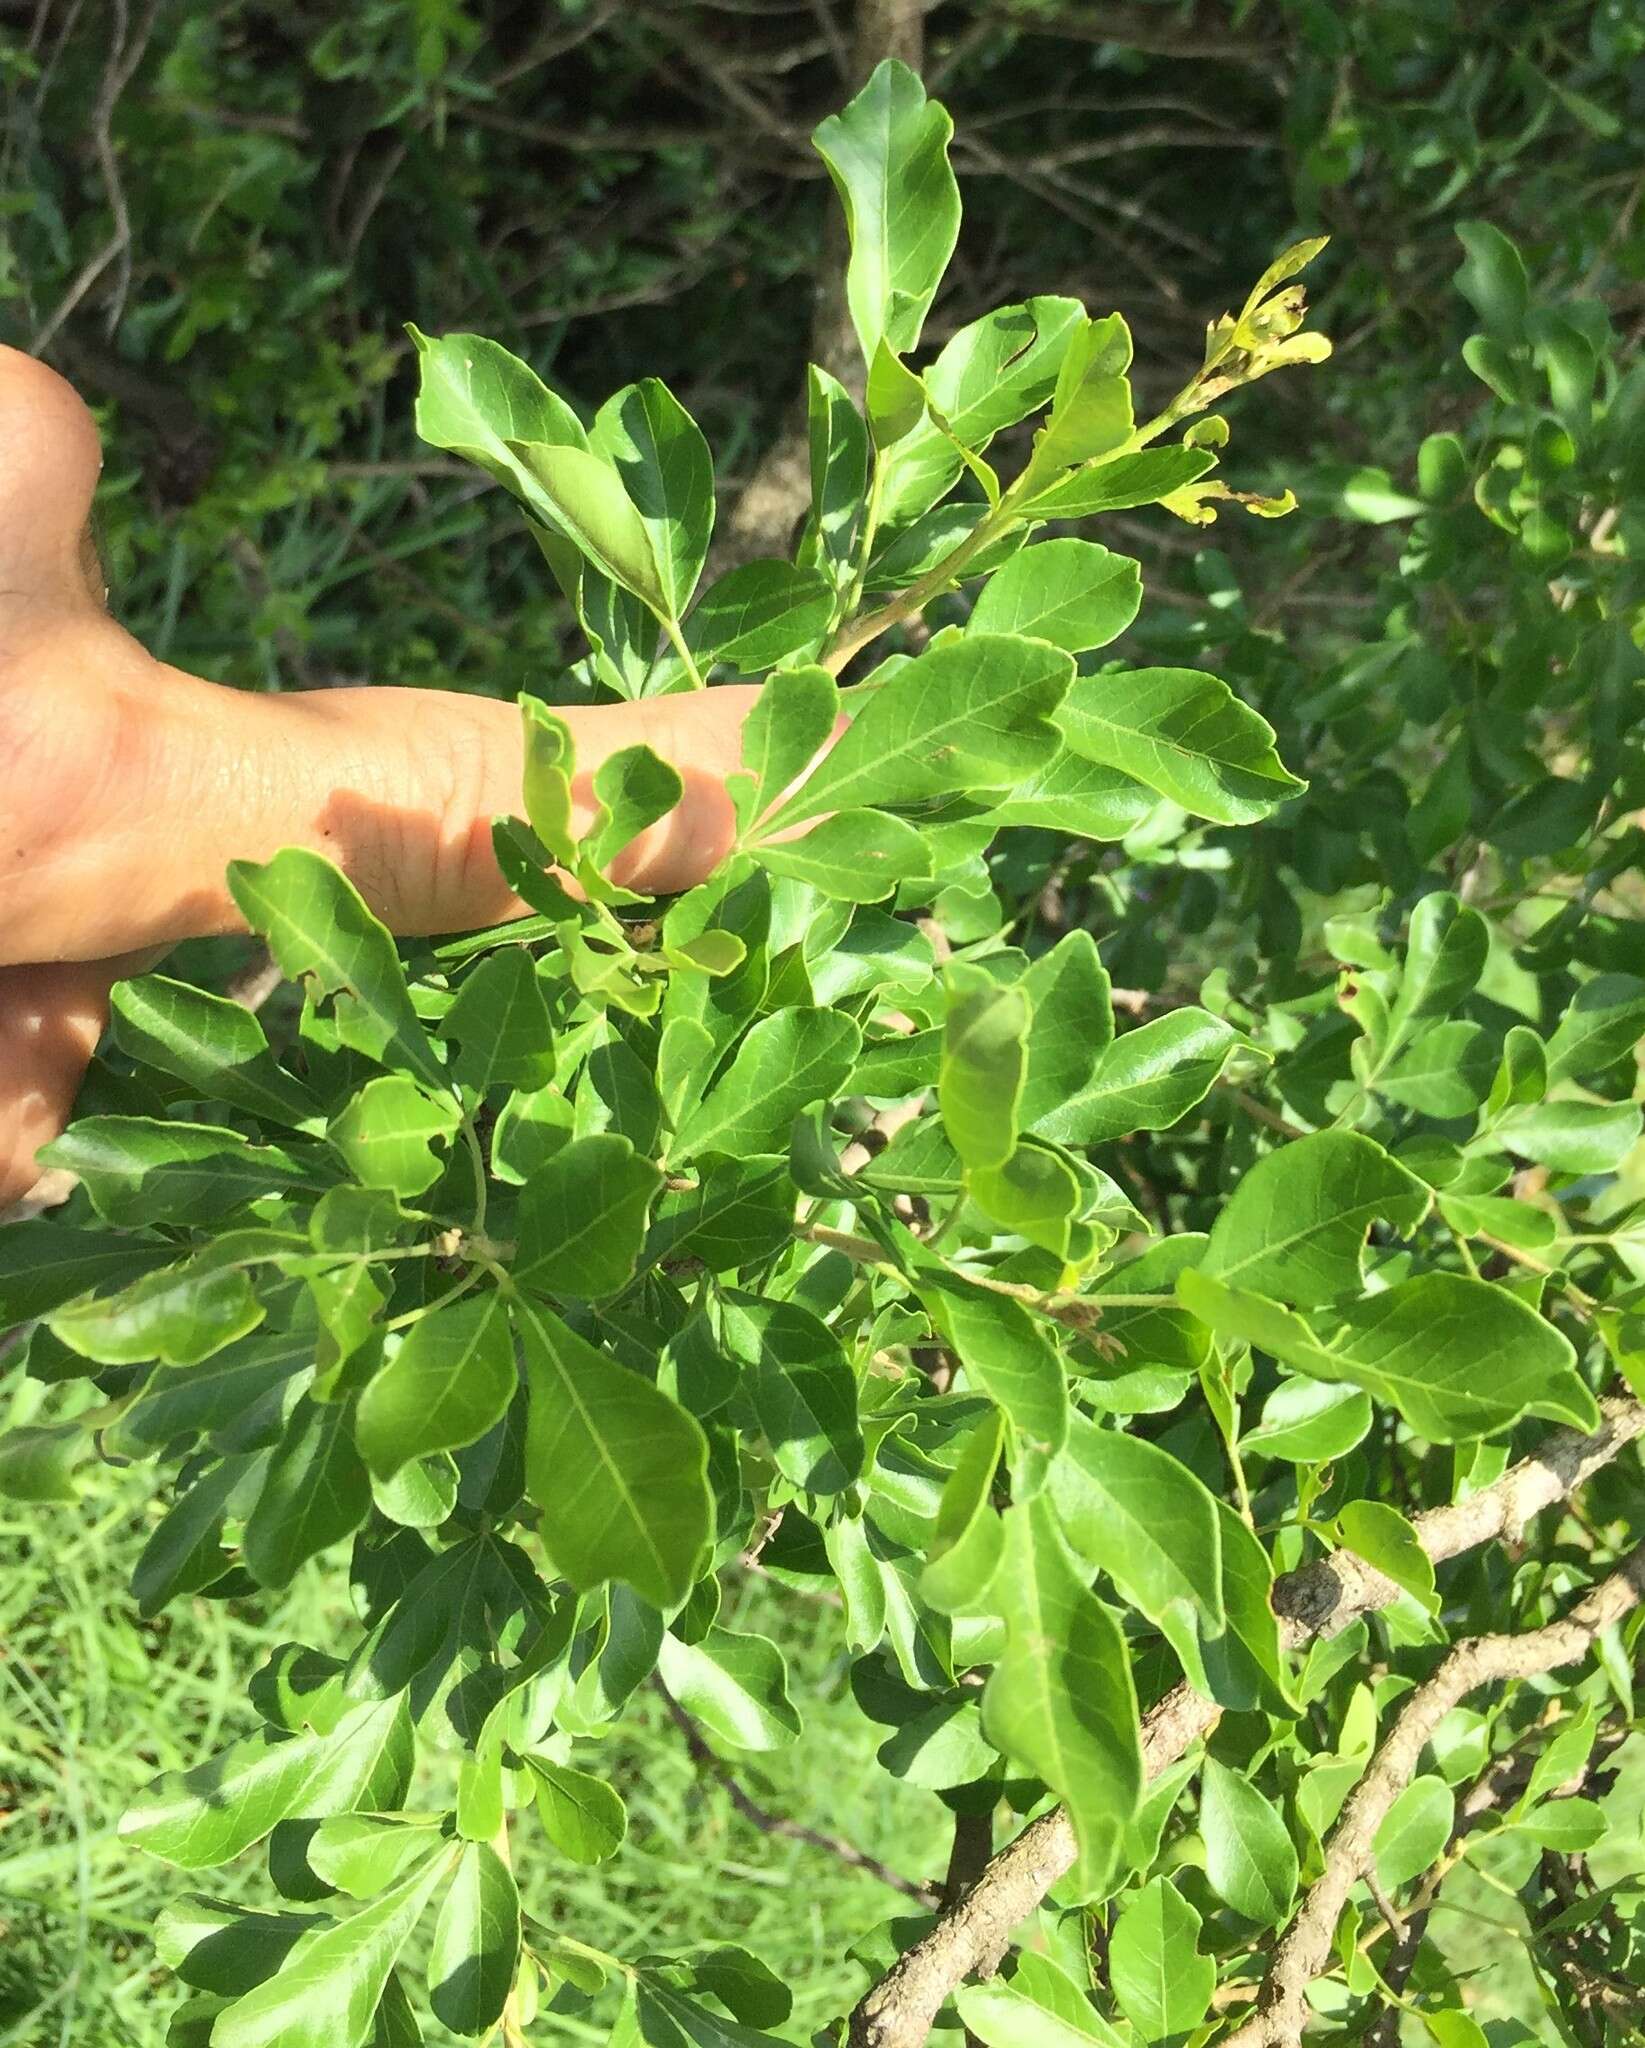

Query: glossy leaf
left=527, top=1756, right=628, bottom=1864
left=1200, top=1757, right=1298, bottom=1925
left=356, top=1294, right=516, bottom=1478
left=514, top=1133, right=662, bottom=1297
left=591, top=378, right=715, bottom=619
left=427, top=1839, right=520, bottom=2037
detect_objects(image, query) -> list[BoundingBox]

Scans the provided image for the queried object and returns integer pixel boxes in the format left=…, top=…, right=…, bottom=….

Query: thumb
left=0, top=346, right=105, bottom=614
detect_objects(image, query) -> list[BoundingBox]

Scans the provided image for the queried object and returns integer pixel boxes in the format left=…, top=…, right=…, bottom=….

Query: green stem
left=663, top=612, right=705, bottom=690
left=838, top=448, right=887, bottom=628
left=460, top=1113, right=489, bottom=1237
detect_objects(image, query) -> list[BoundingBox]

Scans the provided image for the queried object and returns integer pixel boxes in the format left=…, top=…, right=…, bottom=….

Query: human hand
left=0, top=349, right=759, bottom=1210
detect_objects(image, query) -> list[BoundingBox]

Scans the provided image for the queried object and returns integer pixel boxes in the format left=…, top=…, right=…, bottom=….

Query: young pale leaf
left=1029, top=313, right=1135, bottom=476
left=982, top=1496, right=1141, bottom=1896
left=212, top=1847, right=450, bottom=2048
left=110, top=974, right=320, bottom=1127
left=1049, top=1414, right=1224, bottom=1642
left=1200, top=1756, right=1298, bottom=1925
left=685, top=560, right=835, bottom=674
left=940, top=962, right=1029, bottom=1171
left=327, top=1075, right=460, bottom=1199
left=1108, top=1877, right=1215, bottom=2040
left=1202, top=1129, right=1432, bottom=1306
left=527, top=1756, right=628, bottom=1864
left=670, top=1007, right=861, bottom=1161
left=514, top=1133, right=662, bottom=1298
left=121, top=1696, right=411, bottom=1868
left=719, top=1290, right=865, bottom=1494
left=656, top=1626, right=801, bottom=1750
left=812, top=58, right=960, bottom=364
left=1031, top=1009, right=1244, bottom=1147
left=506, top=439, right=667, bottom=614
left=765, top=634, right=1073, bottom=829
left=590, top=379, right=715, bottom=619
left=515, top=1296, right=710, bottom=1608
left=355, top=1294, right=515, bottom=1478
left=226, top=849, right=446, bottom=1090
left=750, top=809, right=931, bottom=902
left=242, top=1395, right=372, bottom=1587
left=438, top=947, right=555, bottom=1090
left=519, top=697, right=579, bottom=867
left=1056, top=667, right=1304, bottom=825
left=970, top=539, right=1142, bottom=654
left=427, top=1839, right=520, bottom=2038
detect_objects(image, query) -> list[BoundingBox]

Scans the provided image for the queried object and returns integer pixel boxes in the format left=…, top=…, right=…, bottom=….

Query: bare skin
left=0, top=348, right=759, bottom=1208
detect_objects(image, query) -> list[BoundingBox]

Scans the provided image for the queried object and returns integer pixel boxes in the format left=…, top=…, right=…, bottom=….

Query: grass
left=0, top=1434, right=948, bottom=2047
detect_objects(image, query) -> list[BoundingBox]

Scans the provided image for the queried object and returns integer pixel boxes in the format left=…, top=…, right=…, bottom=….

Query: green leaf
left=122, top=1696, right=412, bottom=1868
left=940, top=962, right=1029, bottom=1172
left=969, top=1139, right=1083, bottom=1257
left=1454, top=221, right=1529, bottom=342
left=916, top=1271, right=1069, bottom=1488
left=438, top=948, right=555, bottom=1090
left=812, top=58, right=960, bottom=364
left=1178, top=1269, right=1599, bottom=1442
left=866, top=336, right=930, bottom=447
left=1108, top=1877, right=1214, bottom=2040
left=591, top=379, right=715, bottom=619
left=526, top=1756, right=628, bottom=1864
left=720, top=1290, right=865, bottom=1493
left=515, top=1295, right=710, bottom=1607
left=40, top=1117, right=315, bottom=1228
left=991, top=755, right=1154, bottom=842
left=1032, top=1009, right=1243, bottom=1147
left=1243, top=1379, right=1372, bottom=1464
left=922, top=1408, right=1007, bottom=1616
left=656, top=1626, right=801, bottom=1750
left=1493, top=1097, right=1643, bottom=1175
left=737, top=663, right=840, bottom=825
left=766, top=635, right=1073, bottom=828
left=1377, top=1020, right=1495, bottom=1116
left=409, top=327, right=586, bottom=501
left=356, top=1294, right=515, bottom=1478
left=670, top=1007, right=861, bottom=1161
left=226, top=849, right=446, bottom=1090
left=685, top=560, right=834, bottom=674
left=0, top=1219, right=174, bottom=1325
left=307, top=1816, right=447, bottom=1900
left=1545, top=974, right=1645, bottom=1082
left=1375, top=1775, right=1455, bottom=1889
left=212, top=1847, right=450, bottom=2048
left=0, top=1423, right=89, bottom=1502
left=1050, top=1415, right=1224, bottom=1643
left=519, top=698, right=579, bottom=867
left=982, top=1497, right=1141, bottom=1895
left=1203, top=1130, right=1431, bottom=1307
left=49, top=1254, right=265, bottom=1367
left=956, top=1978, right=1122, bottom=2048
left=1056, top=667, right=1304, bottom=825
left=110, top=974, right=319, bottom=1126
left=1018, top=932, right=1114, bottom=1128
left=750, top=809, right=930, bottom=902
left=970, top=540, right=1142, bottom=654
left=427, top=1839, right=520, bottom=2037
left=514, top=1133, right=662, bottom=1297
left=587, top=744, right=686, bottom=876
left=1029, top=313, right=1135, bottom=476
left=1020, top=445, right=1216, bottom=519
left=242, top=1395, right=372, bottom=1587
left=1200, top=1757, right=1298, bottom=1926
left=506, top=439, right=667, bottom=613
left=1336, top=1500, right=1439, bottom=1616
left=804, top=365, right=870, bottom=579
left=1384, top=895, right=1488, bottom=1053
left=328, top=1076, right=459, bottom=1199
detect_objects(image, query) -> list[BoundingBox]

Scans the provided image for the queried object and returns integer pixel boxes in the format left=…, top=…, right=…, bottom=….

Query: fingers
left=0, top=346, right=105, bottom=614
left=0, top=954, right=147, bottom=1212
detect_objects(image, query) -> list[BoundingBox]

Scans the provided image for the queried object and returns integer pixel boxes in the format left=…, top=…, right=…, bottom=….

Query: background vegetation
left=2, top=4, right=1642, bottom=2046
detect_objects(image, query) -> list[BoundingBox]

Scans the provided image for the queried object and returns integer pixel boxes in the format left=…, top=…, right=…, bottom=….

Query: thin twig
left=653, top=1678, right=940, bottom=1908
left=845, top=1397, right=1645, bottom=2048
